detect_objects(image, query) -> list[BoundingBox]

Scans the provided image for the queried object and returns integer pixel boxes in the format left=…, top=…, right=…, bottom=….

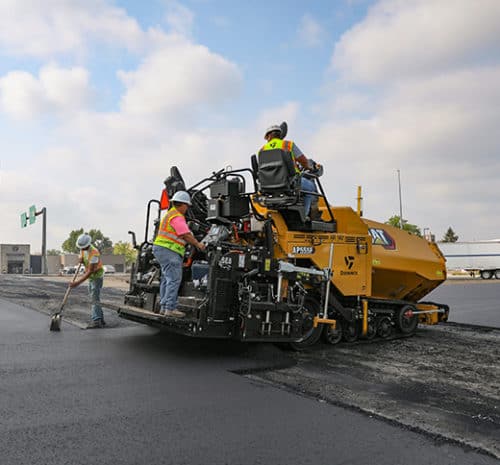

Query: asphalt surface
left=427, top=279, right=500, bottom=327
left=1, top=298, right=498, bottom=465
left=255, top=324, right=500, bottom=458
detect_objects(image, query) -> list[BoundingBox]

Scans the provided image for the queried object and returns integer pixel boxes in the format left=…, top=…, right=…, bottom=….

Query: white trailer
left=438, top=241, right=500, bottom=279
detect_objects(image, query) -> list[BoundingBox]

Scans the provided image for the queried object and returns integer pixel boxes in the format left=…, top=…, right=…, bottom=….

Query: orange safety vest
left=153, top=207, right=187, bottom=256
left=259, top=138, right=301, bottom=173
left=80, top=245, right=104, bottom=280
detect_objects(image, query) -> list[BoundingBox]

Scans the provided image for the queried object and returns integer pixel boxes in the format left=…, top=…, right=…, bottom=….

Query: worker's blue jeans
left=153, top=245, right=183, bottom=311
left=88, top=277, right=104, bottom=321
left=301, top=176, right=317, bottom=216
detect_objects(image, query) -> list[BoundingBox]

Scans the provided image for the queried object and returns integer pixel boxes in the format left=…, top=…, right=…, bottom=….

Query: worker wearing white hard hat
left=153, top=190, right=206, bottom=318
left=70, top=233, right=106, bottom=328
left=260, top=123, right=321, bottom=221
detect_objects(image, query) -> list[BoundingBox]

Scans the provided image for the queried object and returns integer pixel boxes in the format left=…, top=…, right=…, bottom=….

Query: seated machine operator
left=258, top=124, right=321, bottom=221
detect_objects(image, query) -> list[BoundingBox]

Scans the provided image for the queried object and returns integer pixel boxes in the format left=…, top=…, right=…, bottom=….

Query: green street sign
left=21, top=212, right=27, bottom=228
left=29, top=205, right=36, bottom=225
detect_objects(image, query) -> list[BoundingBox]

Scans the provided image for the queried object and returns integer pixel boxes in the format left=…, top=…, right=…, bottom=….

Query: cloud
left=332, top=0, right=500, bottom=83
left=313, top=0, right=500, bottom=241
left=0, top=64, right=91, bottom=119
left=298, top=14, right=326, bottom=48
left=256, top=102, right=300, bottom=136
left=312, top=64, right=500, bottom=240
left=165, top=1, right=195, bottom=37
left=117, top=35, right=242, bottom=117
left=0, top=2, right=248, bottom=248
left=0, top=0, right=144, bottom=58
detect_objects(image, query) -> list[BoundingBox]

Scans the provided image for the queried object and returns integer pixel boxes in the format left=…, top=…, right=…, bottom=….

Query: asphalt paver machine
left=119, top=150, right=448, bottom=349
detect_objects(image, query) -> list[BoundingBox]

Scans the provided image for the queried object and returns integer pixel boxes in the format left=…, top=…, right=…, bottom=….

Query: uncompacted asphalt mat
left=251, top=324, right=500, bottom=458
left=0, top=274, right=499, bottom=462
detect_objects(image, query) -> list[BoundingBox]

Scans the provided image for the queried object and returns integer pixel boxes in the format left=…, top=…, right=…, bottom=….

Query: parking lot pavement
left=1, top=297, right=498, bottom=465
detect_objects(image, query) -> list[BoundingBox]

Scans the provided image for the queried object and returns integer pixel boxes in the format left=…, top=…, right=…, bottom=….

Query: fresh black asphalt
left=427, top=280, right=500, bottom=327
left=0, top=298, right=497, bottom=465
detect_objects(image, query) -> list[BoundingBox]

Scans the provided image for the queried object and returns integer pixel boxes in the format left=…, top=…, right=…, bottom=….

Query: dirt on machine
left=118, top=148, right=449, bottom=349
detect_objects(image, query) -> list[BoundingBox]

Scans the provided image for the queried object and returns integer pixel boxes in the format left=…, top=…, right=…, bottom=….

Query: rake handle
left=60, top=262, right=83, bottom=310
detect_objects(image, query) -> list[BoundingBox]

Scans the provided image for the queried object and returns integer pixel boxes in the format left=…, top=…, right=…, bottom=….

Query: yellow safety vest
left=153, top=207, right=187, bottom=256
left=80, top=245, right=104, bottom=280
left=259, top=138, right=300, bottom=173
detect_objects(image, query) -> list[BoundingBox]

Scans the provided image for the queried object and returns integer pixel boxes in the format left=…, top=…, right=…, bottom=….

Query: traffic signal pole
left=20, top=205, right=47, bottom=274
left=36, top=208, right=47, bottom=275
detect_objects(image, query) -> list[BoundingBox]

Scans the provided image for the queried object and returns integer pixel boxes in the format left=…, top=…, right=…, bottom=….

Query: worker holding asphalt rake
left=70, top=233, right=106, bottom=329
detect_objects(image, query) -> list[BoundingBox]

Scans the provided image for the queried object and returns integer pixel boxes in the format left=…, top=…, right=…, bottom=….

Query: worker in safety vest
left=70, top=233, right=106, bottom=329
left=259, top=124, right=321, bottom=220
left=153, top=191, right=206, bottom=318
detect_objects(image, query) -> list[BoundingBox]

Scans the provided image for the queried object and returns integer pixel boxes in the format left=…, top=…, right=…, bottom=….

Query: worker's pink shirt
left=170, top=215, right=190, bottom=236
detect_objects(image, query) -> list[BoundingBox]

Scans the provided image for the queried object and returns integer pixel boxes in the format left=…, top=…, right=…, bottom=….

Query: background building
left=0, top=244, right=30, bottom=274
left=0, top=245, right=126, bottom=274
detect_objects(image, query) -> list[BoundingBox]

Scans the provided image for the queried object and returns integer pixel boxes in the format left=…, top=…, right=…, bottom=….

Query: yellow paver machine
left=120, top=155, right=448, bottom=349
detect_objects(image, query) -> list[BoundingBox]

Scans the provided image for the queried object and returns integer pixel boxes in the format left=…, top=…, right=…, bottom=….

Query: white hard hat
left=171, top=190, right=191, bottom=205
left=264, top=124, right=282, bottom=138
left=76, top=233, right=92, bottom=249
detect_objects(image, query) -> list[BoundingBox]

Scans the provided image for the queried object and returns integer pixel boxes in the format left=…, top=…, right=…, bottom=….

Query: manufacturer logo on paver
left=344, top=256, right=355, bottom=269
left=368, top=228, right=396, bottom=250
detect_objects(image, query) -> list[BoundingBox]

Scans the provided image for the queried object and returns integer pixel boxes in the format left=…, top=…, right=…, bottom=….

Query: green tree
left=61, top=228, right=84, bottom=253
left=61, top=228, right=113, bottom=254
left=442, top=227, right=458, bottom=243
left=113, top=241, right=137, bottom=266
left=88, top=229, right=113, bottom=254
left=47, top=249, right=61, bottom=256
left=386, top=215, right=422, bottom=237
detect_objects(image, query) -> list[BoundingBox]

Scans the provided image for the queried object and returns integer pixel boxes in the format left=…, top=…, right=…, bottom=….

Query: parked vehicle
left=438, top=241, right=500, bottom=279
left=103, top=265, right=116, bottom=274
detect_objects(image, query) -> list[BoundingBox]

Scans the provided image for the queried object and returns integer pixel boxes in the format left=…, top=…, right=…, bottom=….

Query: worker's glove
left=308, top=160, right=323, bottom=177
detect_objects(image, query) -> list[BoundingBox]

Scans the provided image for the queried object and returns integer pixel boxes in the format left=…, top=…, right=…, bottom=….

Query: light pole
left=397, top=169, right=403, bottom=229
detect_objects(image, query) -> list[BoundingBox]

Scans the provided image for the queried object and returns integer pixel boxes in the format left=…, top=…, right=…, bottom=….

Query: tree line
left=385, top=216, right=458, bottom=242
left=47, top=228, right=137, bottom=265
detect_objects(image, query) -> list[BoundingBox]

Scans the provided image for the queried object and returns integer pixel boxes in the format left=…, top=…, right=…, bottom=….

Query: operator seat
left=251, top=151, right=336, bottom=233
left=255, top=148, right=297, bottom=192
left=251, top=149, right=302, bottom=210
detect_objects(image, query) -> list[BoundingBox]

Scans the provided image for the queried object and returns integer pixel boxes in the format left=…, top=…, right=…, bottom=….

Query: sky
left=1, top=0, right=500, bottom=253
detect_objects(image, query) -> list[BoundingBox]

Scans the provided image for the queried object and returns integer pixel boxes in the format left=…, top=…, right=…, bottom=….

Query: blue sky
left=1, top=0, right=500, bottom=251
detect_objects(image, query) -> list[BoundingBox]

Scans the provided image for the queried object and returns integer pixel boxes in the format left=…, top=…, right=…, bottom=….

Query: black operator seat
left=250, top=151, right=336, bottom=233
left=251, top=149, right=302, bottom=211
left=256, top=148, right=297, bottom=192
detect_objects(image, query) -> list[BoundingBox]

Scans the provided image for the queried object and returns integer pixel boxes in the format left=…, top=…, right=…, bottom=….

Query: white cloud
left=165, top=1, right=195, bottom=37
left=0, top=65, right=90, bottom=119
left=312, top=65, right=500, bottom=241
left=0, top=72, right=44, bottom=120
left=332, top=0, right=500, bottom=83
left=313, top=0, right=500, bottom=241
left=0, top=3, right=248, bottom=249
left=298, top=14, right=326, bottom=48
left=256, top=102, right=300, bottom=138
left=118, top=35, right=242, bottom=117
left=0, top=0, right=144, bottom=58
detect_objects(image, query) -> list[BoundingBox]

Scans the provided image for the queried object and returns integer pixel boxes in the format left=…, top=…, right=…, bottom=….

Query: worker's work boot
left=87, top=319, right=104, bottom=329
left=165, top=309, right=186, bottom=318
